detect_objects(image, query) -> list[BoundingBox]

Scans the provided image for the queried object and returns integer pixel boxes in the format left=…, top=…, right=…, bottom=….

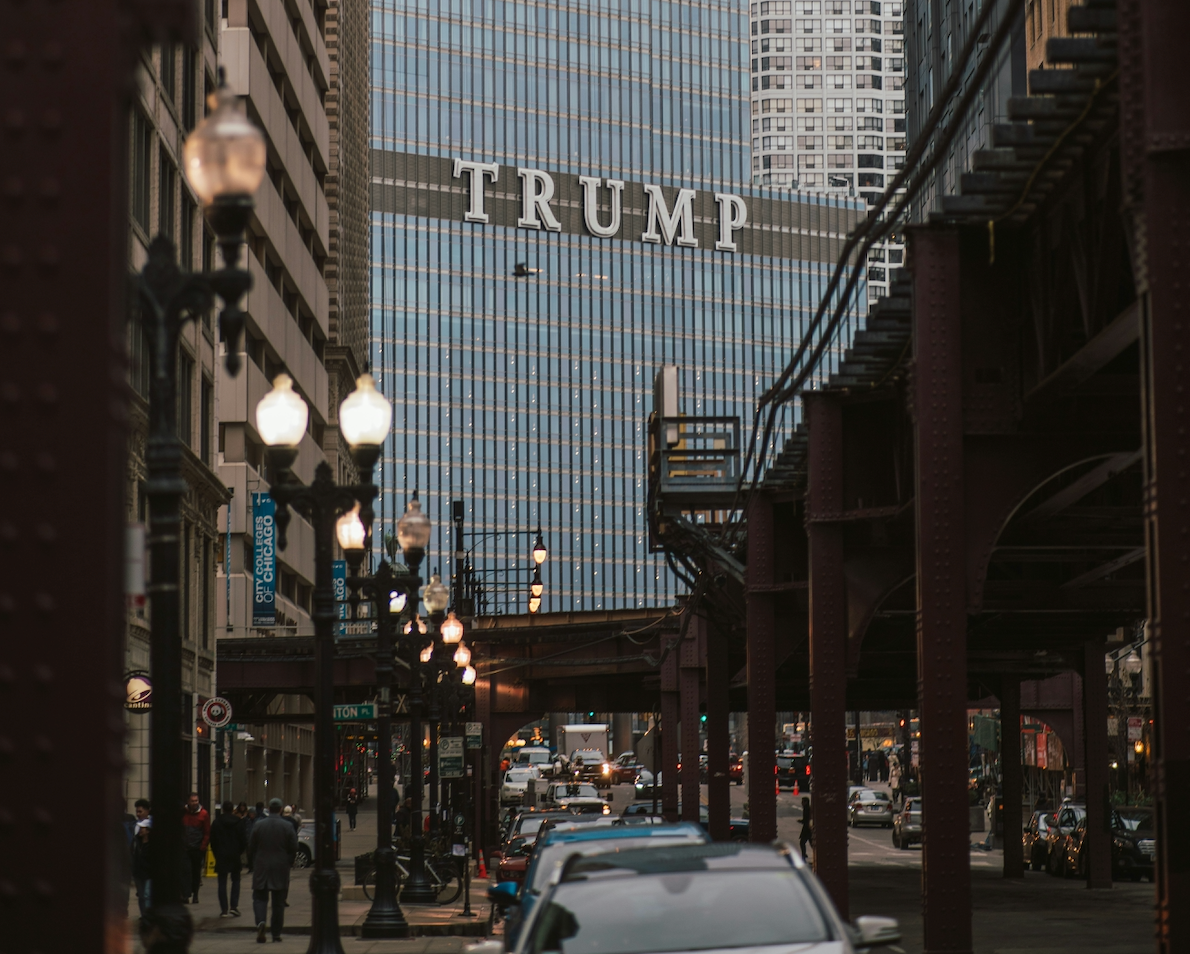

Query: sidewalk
left=160, top=808, right=491, bottom=953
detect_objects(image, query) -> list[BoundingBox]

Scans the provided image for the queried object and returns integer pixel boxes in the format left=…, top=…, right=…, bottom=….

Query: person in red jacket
left=182, top=793, right=212, bottom=904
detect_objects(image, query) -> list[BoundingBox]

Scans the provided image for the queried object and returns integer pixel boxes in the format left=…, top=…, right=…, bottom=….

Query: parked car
left=729, top=755, right=744, bottom=785
left=1044, top=802, right=1086, bottom=876
left=488, top=841, right=901, bottom=954
left=848, top=788, right=894, bottom=828
left=892, top=798, right=922, bottom=849
left=1057, top=807, right=1155, bottom=881
left=1022, top=810, right=1058, bottom=871
left=500, top=766, right=541, bottom=805
left=295, top=820, right=314, bottom=868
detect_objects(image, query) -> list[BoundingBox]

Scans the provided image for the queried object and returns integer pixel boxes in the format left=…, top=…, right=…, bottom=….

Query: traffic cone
left=478, top=854, right=488, bottom=880
left=793, top=781, right=799, bottom=797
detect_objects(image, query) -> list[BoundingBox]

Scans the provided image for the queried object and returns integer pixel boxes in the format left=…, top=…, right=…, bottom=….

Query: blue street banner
left=333, top=560, right=348, bottom=636
left=251, top=493, right=276, bottom=627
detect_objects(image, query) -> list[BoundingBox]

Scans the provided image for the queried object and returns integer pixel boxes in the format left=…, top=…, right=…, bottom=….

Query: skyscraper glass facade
left=371, top=0, right=865, bottom=611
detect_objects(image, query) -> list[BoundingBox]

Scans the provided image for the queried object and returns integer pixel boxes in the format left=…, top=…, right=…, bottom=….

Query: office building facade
left=124, top=12, right=227, bottom=813
left=748, top=0, right=907, bottom=298
left=371, top=0, right=865, bottom=612
left=214, top=0, right=369, bottom=809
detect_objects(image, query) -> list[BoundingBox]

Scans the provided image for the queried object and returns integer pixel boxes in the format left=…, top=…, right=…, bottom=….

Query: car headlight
left=603, top=804, right=611, bottom=815
left=603, top=763, right=611, bottom=775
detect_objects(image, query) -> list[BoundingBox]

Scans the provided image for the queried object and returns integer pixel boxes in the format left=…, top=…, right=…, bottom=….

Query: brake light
left=805, top=766, right=811, bottom=775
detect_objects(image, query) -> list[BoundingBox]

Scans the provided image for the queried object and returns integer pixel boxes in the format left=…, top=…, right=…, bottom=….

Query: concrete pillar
left=1000, top=678, right=1024, bottom=878
left=804, top=392, right=849, bottom=917
left=661, top=652, right=680, bottom=820
left=911, top=227, right=972, bottom=954
left=1083, top=639, right=1111, bottom=889
left=611, top=713, right=634, bottom=758
left=746, top=494, right=777, bottom=842
left=706, top=620, right=731, bottom=841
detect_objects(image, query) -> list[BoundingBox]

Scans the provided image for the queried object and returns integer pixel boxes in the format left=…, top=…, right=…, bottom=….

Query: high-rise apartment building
left=124, top=8, right=227, bottom=812
left=371, top=0, right=865, bottom=612
left=748, top=0, right=907, bottom=297
left=214, top=0, right=368, bottom=809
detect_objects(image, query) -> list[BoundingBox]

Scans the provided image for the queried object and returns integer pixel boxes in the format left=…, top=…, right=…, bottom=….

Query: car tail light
left=805, top=766, right=811, bottom=775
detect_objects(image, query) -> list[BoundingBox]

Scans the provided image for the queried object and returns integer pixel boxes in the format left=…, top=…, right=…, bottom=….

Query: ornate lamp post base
left=360, top=848, right=410, bottom=937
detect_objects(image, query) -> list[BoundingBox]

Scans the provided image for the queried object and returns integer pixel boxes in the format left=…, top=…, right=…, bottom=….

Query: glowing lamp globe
left=182, top=82, right=267, bottom=206
left=339, top=375, right=391, bottom=448
left=255, top=374, right=308, bottom=447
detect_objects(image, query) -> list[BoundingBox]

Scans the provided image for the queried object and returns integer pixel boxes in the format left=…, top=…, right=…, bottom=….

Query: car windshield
left=519, top=751, right=552, bottom=764
left=515, top=816, right=547, bottom=838
left=557, top=783, right=599, bottom=799
left=571, top=750, right=604, bottom=762
left=1117, top=809, right=1153, bottom=831
left=858, top=791, right=890, bottom=802
left=507, top=769, right=537, bottom=782
left=526, top=868, right=829, bottom=954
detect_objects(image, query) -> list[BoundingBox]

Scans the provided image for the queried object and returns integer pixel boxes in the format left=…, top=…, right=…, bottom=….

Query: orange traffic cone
left=793, top=781, right=799, bottom=797
left=478, top=854, right=488, bottom=879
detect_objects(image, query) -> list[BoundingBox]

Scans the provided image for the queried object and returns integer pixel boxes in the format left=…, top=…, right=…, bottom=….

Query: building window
left=158, top=148, right=176, bottom=241
left=200, top=377, right=213, bottom=465
left=798, top=115, right=824, bottom=131
left=825, top=17, right=850, bottom=31
left=182, top=47, right=197, bottom=131
left=796, top=18, right=821, bottom=32
left=858, top=134, right=884, bottom=149
left=826, top=74, right=853, bottom=89
left=129, top=309, right=151, bottom=398
left=829, top=36, right=853, bottom=51
left=796, top=37, right=822, bottom=51
left=856, top=56, right=882, bottom=70
left=826, top=97, right=852, bottom=112
left=160, top=44, right=176, bottom=103
left=796, top=74, right=822, bottom=88
left=828, top=115, right=854, bottom=130
left=824, top=0, right=850, bottom=11
left=868, top=266, right=887, bottom=282
left=201, top=539, right=210, bottom=649
left=856, top=97, right=883, bottom=113
left=131, top=110, right=153, bottom=232
left=797, top=97, right=823, bottom=112
left=797, top=56, right=822, bottom=70
left=177, top=349, right=194, bottom=445
left=828, top=135, right=854, bottom=149
left=797, top=135, right=823, bottom=150
left=180, top=195, right=195, bottom=270
left=856, top=74, right=882, bottom=89
left=858, top=153, right=884, bottom=168
left=827, top=153, right=854, bottom=167
left=859, top=172, right=886, bottom=187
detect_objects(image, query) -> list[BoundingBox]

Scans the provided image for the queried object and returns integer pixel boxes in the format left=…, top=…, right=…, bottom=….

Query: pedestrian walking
left=130, top=799, right=152, bottom=921
left=798, top=797, right=813, bottom=862
left=248, top=797, right=297, bottom=943
left=210, top=801, right=247, bottom=918
left=346, top=788, right=359, bottom=830
left=182, top=793, right=211, bottom=904
left=393, top=795, right=413, bottom=843
left=889, top=758, right=902, bottom=807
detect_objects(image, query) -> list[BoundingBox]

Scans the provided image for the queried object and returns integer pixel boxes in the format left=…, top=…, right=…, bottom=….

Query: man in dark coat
left=248, top=797, right=297, bottom=943
left=210, top=801, right=248, bottom=918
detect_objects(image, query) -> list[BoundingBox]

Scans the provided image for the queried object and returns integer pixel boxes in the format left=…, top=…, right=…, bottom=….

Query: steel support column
left=746, top=494, right=778, bottom=842
left=911, top=227, right=972, bottom=954
left=1131, top=1, right=1190, bottom=945
left=1083, top=639, right=1112, bottom=889
left=1000, top=678, right=1024, bottom=879
left=661, top=652, right=680, bottom=820
left=706, top=618, right=731, bottom=842
left=804, top=392, right=849, bottom=916
left=680, top=619, right=703, bottom=824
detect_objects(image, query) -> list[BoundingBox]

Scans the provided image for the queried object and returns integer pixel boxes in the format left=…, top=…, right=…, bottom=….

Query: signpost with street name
left=333, top=703, right=377, bottom=722
left=439, top=736, right=465, bottom=778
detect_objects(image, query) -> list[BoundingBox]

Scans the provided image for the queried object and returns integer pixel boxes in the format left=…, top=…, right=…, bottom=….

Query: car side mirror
left=853, top=916, right=901, bottom=948
left=487, top=881, right=520, bottom=909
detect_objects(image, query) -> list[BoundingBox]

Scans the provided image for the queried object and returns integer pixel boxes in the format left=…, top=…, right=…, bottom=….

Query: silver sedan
left=847, top=788, right=894, bottom=828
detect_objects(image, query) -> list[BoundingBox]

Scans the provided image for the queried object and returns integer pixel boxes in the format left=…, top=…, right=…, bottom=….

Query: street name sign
left=333, top=704, right=377, bottom=722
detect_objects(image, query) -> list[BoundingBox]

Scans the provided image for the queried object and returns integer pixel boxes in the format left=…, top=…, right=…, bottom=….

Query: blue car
left=489, top=821, right=706, bottom=948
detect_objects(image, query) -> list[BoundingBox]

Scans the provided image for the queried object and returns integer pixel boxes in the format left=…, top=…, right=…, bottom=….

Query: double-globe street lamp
left=138, top=74, right=264, bottom=946
left=255, top=372, right=392, bottom=954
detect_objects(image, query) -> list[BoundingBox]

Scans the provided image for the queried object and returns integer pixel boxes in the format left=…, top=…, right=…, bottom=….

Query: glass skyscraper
left=370, top=0, right=865, bottom=612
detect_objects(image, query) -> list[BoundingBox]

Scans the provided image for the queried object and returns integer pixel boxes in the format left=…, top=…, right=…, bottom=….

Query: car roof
left=541, top=822, right=703, bottom=847
left=561, top=841, right=801, bottom=881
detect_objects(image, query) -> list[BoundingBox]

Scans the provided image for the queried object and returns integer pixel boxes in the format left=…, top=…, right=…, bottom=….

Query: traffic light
left=699, top=714, right=707, bottom=724
left=587, top=710, right=596, bottom=719
left=195, top=720, right=208, bottom=740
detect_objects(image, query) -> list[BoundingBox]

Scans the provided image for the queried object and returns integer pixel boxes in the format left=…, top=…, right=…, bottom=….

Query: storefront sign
left=202, top=697, right=233, bottom=729
left=251, top=492, right=276, bottom=627
left=124, top=671, right=152, bottom=712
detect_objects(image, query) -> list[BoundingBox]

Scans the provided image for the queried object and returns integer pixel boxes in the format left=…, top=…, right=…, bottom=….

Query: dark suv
left=776, top=754, right=812, bottom=790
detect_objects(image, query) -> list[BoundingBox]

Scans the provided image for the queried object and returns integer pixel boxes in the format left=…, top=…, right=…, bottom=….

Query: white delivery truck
left=559, top=723, right=611, bottom=786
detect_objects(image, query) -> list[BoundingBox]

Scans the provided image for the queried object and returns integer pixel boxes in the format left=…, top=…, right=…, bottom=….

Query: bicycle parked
left=360, top=852, right=461, bottom=905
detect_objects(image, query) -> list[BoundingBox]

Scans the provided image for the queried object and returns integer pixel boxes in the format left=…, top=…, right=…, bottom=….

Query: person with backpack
left=346, top=788, right=359, bottom=830
left=209, top=801, right=248, bottom=918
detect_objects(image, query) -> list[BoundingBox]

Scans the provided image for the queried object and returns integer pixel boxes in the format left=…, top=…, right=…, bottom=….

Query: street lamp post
left=423, top=572, right=451, bottom=837
left=257, top=373, right=391, bottom=954
left=340, top=556, right=411, bottom=938
left=139, top=74, right=264, bottom=944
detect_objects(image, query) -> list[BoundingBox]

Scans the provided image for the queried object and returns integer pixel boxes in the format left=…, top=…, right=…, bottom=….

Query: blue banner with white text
left=334, top=560, right=348, bottom=636
left=252, top=493, right=276, bottom=627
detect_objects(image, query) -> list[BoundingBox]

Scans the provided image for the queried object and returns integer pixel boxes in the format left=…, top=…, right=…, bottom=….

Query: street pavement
left=152, top=781, right=1153, bottom=953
